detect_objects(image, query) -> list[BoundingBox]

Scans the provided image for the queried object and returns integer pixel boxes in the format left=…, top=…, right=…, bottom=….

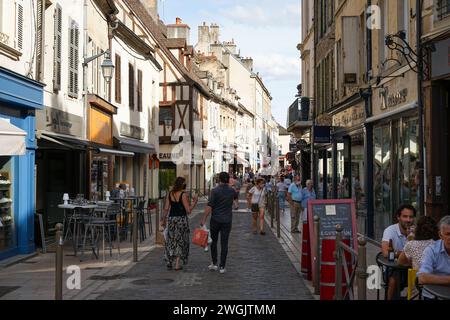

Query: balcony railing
left=437, top=0, right=450, bottom=20
left=287, top=97, right=312, bottom=128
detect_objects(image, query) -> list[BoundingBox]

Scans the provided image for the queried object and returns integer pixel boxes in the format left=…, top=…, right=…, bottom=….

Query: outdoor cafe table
left=423, top=284, right=450, bottom=300
left=58, top=203, right=98, bottom=256
left=376, top=254, right=410, bottom=300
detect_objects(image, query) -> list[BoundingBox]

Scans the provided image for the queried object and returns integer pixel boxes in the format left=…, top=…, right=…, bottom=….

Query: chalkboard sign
left=307, top=199, right=358, bottom=285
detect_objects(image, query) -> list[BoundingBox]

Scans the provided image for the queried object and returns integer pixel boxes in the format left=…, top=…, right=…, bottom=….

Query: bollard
left=276, top=192, right=280, bottom=238
left=313, top=215, right=320, bottom=295
left=356, top=236, right=368, bottom=300
left=55, top=223, right=63, bottom=300
left=155, top=199, right=164, bottom=245
left=334, top=224, right=343, bottom=300
left=133, top=205, right=138, bottom=262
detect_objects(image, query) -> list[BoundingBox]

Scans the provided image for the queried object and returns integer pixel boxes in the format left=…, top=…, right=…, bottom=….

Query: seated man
left=417, top=215, right=450, bottom=299
left=381, top=204, right=416, bottom=299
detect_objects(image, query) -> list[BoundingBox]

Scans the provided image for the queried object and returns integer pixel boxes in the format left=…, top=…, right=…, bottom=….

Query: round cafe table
left=375, top=253, right=410, bottom=300
left=423, top=284, right=450, bottom=300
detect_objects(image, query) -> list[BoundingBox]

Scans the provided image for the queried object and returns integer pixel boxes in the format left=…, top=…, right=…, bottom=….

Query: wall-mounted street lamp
left=82, top=49, right=114, bottom=139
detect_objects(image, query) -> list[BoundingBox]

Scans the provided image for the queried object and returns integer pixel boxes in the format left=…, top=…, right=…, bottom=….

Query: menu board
left=307, top=199, right=358, bottom=285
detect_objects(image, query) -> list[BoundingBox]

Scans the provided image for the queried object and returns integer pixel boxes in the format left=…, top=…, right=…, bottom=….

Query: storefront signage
left=314, top=126, right=331, bottom=144
left=159, top=153, right=172, bottom=160
left=42, top=107, right=82, bottom=136
left=380, top=88, right=408, bottom=110
left=120, top=122, right=145, bottom=140
left=332, top=105, right=365, bottom=128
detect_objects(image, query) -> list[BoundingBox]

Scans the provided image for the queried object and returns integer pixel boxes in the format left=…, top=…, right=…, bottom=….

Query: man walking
left=287, top=174, right=303, bottom=233
left=201, top=172, right=235, bottom=274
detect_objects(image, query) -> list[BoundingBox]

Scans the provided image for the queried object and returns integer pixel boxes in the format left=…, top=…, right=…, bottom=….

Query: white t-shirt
left=276, top=182, right=288, bottom=192
left=249, top=187, right=265, bottom=204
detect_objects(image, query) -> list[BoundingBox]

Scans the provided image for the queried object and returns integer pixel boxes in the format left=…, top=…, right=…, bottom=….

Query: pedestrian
left=161, top=177, right=198, bottom=271
left=287, top=175, right=302, bottom=233
left=301, top=180, right=316, bottom=223
left=201, top=172, right=236, bottom=274
left=276, top=176, right=288, bottom=213
left=247, top=178, right=267, bottom=235
left=232, top=175, right=241, bottom=210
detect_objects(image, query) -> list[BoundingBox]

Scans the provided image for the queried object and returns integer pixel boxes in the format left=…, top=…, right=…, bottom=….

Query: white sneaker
left=219, top=267, right=226, bottom=274
left=208, top=264, right=218, bottom=271
left=204, top=246, right=209, bottom=252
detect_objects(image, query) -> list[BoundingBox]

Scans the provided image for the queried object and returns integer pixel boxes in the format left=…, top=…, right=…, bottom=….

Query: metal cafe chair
left=375, top=252, right=389, bottom=300
left=130, top=200, right=147, bottom=242
left=81, top=203, right=121, bottom=261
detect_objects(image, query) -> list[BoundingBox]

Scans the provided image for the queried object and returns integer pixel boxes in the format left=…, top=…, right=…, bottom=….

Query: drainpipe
left=364, top=0, right=374, bottom=238
left=416, top=0, right=425, bottom=216
left=83, top=0, right=88, bottom=140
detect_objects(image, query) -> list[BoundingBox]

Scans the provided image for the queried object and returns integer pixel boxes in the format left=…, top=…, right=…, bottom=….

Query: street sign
left=314, top=126, right=331, bottom=144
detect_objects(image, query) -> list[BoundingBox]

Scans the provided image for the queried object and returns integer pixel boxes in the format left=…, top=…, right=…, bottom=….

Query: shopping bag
left=192, top=228, right=209, bottom=248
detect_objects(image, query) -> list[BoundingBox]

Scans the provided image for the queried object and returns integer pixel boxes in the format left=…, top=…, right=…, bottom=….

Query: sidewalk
left=0, top=200, right=209, bottom=300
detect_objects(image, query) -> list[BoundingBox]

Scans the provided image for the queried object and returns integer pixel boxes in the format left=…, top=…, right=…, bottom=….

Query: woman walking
left=161, top=177, right=198, bottom=270
left=247, top=178, right=267, bottom=235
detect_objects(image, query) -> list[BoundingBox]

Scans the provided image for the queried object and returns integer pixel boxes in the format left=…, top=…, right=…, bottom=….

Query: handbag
left=192, top=227, right=209, bottom=248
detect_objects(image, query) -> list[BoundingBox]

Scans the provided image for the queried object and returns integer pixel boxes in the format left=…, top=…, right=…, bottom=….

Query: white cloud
left=221, top=2, right=299, bottom=27
left=252, top=53, right=300, bottom=81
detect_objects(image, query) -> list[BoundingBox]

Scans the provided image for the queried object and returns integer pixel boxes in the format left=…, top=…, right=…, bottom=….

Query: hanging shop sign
left=314, top=126, right=331, bottom=144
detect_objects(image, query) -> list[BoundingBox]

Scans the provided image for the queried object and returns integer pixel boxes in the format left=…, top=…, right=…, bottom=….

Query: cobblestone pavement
left=96, top=194, right=313, bottom=300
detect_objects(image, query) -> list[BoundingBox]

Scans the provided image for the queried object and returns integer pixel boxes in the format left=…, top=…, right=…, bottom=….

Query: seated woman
left=398, top=216, right=439, bottom=270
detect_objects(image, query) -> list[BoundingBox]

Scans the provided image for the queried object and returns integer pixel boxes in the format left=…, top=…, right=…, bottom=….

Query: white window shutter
left=16, top=1, right=23, bottom=50
left=342, top=16, right=359, bottom=85
left=68, top=19, right=79, bottom=97
left=53, top=5, right=62, bottom=91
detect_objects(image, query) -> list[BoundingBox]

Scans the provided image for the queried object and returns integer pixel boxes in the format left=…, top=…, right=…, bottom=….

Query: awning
left=114, top=136, right=156, bottom=154
left=0, top=118, right=26, bottom=156
left=36, top=130, right=89, bottom=149
left=97, top=147, right=134, bottom=157
left=235, top=155, right=249, bottom=166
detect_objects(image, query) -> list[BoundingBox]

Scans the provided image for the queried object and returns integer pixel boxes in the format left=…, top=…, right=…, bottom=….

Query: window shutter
left=129, top=63, right=134, bottom=110
left=16, top=2, right=23, bottom=50
left=68, top=19, right=79, bottom=98
left=53, top=5, right=62, bottom=91
left=35, top=0, right=44, bottom=81
left=137, top=69, right=142, bottom=112
left=115, top=54, right=121, bottom=103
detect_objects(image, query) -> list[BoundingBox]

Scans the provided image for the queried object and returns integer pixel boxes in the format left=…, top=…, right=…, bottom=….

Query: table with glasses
left=58, top=203, right=98, bottom=256
left=423, top=284, right=450, bottom=300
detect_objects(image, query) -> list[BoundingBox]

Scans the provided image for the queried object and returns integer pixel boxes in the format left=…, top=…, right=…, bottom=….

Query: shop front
left=35, top=107, right=88, bottom=235
left=331, top=102, right=367, bottom=233
left=0, top=67, right=43, bottom=259
left=424, top=36, right=450, bottom=220
left=368, top=72, right=418, bottom=240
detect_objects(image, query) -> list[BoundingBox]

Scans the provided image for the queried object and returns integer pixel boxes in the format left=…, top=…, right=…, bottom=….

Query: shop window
left=0, top=157, right=15, bottom=252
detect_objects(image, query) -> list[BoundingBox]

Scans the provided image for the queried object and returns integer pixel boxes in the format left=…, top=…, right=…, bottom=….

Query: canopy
left=0, top=118, right=26, bottom=156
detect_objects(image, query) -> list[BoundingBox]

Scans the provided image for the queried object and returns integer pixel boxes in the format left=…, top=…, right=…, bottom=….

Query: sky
left=160, top=0, right=301, bottom=128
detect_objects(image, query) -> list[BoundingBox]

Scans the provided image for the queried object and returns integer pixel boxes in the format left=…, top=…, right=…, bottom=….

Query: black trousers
left=210, top=219, right=232, bottom=268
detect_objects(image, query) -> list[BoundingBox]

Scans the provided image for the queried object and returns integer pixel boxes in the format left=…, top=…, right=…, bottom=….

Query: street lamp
left=82, top=49, right=115, bottom=139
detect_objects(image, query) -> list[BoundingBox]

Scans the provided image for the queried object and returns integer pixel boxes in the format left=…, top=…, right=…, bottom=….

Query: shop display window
left=0, top=157, right=15, bottom=251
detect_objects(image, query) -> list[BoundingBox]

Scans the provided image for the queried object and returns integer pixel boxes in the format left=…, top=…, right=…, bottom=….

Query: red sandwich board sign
left=307, top=199, right=358, bottom=297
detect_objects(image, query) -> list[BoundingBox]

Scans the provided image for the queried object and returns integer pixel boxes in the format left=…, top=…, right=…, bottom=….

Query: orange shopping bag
left=192, top=228, right=209, bottom=248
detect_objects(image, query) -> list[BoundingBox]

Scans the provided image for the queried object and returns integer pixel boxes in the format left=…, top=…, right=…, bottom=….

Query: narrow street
left=95, top=192, right=313, bottom=300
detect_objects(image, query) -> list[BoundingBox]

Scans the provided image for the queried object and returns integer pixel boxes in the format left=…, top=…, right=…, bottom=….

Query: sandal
left=260, top=231, right=266, bottom=235
left=174, top=266, right=183, bottom=271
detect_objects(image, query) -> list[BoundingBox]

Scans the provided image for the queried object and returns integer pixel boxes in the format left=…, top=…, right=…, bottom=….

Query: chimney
left=223, top=40, right=237, bottom=54
left=140, top=0, right=158, bottom=22
left=241, top=57, right=253, bottom=72
left=196, top=22, right=210, bottom=54
left=210, top=23, right=220, bottom=44
left=167, top=18, right=191, bottom=44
